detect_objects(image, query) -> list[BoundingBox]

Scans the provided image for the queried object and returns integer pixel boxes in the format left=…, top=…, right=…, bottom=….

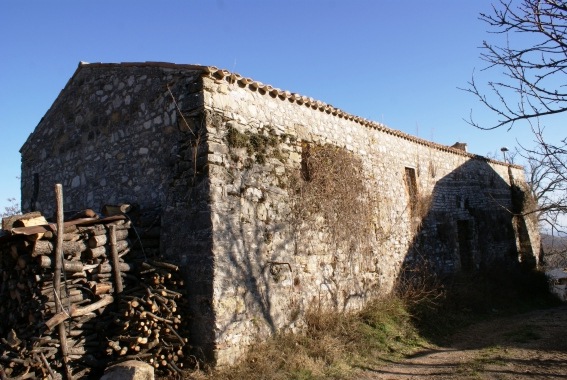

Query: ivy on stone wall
left=289, top=143, right=377, bottom=257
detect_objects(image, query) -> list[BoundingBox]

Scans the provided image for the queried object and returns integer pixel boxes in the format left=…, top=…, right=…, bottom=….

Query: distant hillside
left=541, top=233, right=567, bottom=268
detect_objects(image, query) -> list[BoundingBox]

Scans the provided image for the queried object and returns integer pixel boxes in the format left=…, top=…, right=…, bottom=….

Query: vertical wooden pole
left=109, top=224, right=123, bottom=296
left=54, top=184, right=73, bottom=380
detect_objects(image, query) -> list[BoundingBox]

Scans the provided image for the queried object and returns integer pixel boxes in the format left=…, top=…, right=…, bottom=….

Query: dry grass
left=175, top=265, right=559, bottom=380
left=182, top=297, right=425, bottom=380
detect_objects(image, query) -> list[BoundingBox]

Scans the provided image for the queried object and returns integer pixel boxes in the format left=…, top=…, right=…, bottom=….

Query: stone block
left=100, top=360, right=154, bottom=380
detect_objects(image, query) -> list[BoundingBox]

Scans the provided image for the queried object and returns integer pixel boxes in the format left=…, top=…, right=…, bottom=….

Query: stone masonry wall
left=20, top=64, right=202, bottom=216
left=20, top=63, right=538, bottom=366
left=20, top=64, right=217, bottom=359
left=201, top=75, right=534, bottom=364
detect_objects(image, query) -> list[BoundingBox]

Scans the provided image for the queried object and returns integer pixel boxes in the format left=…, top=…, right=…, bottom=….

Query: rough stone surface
left=20, top=62, right=540, bottom=366
left=100, top=360, right=154, bottom=380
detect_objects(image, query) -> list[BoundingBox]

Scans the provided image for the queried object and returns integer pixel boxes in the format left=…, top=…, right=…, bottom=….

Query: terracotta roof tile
left=75, top=62, right=520, bottom=169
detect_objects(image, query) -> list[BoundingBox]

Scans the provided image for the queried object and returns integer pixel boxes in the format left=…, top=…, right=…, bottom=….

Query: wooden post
left=109, top=225, right=124, bottom=296
left=54, top=184, right=73, bottom=380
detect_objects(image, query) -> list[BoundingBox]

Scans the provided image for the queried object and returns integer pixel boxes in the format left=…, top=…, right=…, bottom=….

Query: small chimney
left=451, top=142, right=467, bottom=152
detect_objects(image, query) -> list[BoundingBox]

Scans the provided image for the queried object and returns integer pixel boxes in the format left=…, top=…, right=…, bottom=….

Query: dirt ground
left=359, top=305, right=567, bottom=380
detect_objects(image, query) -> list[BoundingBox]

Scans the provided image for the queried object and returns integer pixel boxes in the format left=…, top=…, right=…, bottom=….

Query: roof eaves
left=62, top=62, right=522, bottom=169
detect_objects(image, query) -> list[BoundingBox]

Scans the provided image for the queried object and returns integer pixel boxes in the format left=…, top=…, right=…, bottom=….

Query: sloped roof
left=56, top=62, right=520, bottom=168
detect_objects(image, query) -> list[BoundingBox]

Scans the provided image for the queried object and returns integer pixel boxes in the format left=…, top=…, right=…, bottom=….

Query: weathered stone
left=100, top=360, right=154, bottom=380
left=20, top=62, right=540, bottom=367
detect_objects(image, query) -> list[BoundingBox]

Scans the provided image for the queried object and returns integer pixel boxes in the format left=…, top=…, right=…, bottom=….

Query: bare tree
left=1, top=198, right=20, bottom=218
left=464, top=0, right=567, bottom=130
left=463, top=1, right=567, bottom=266
left=519, top=125, right=567, bottom=231
left=522, top=129, right=567, bottom=267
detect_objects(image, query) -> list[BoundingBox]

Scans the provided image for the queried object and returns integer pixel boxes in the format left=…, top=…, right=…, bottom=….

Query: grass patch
left=184, top=297, right=427, bottom=380
left=181, top=265, right=559, bottom=380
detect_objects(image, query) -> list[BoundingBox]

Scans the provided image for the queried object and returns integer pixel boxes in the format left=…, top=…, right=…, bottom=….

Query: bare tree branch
left=461, top=0, right=567, bottom=130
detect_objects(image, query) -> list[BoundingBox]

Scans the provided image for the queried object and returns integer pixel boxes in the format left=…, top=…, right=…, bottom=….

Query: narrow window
left=300, top=142, right=312, bottom=181
left=30, top=173, right=39, bottom=211
left=404, top=167, right=418, bottom=216
left=457, top=220, right=474, bottom=272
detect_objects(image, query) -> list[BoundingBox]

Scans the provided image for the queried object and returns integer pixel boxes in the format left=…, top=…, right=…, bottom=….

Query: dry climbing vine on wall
left=289, top=143, right=377, bottom=256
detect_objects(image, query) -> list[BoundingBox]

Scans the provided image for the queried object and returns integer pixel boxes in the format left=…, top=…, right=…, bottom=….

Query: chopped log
left=87, top=240, right=129, bottom=259
left=10, top=216, right=124, bottom=237
left=2, top=211, right=42, bottom=230
left=97, top=262, right=133, bottom=274
left=102, top=204, right=132, bottom=217
left=12, top=215, right=48, bottom=228
left=45, top=294, right=85, bottom=310
left=91, top=273, right=112, bottom=281
left=148, top=260, right=179, bottom=272
left=90, top=282, right=112, bottom=295
left=112, top=220, right=132, bottom=230
left=109, top=225, right=124, bottom=296
left=87, top=234, right=107, bottom=249
left=68, top=209, right=97, bottom=221
left=77, top=224, right=106, bottom=236
left=32, top=240, right=53, bottom=256
left=72, top=312, right=97, bottom=324
left=63, top=232, right=80, bottom=242
left=37, top=256, right=86, bottom=273
left=88, top=229, right=128, bottom=248
left=45, top=295, right=114, bottom=330
left=63, top=239, right=88, bottom=257
left=32, top=239, right=88, bottom=257
left=63, top=225, right=78, bottom=234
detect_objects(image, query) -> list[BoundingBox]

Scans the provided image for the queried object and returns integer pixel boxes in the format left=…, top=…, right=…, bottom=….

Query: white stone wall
left=201, top=77, right=531, bottom=365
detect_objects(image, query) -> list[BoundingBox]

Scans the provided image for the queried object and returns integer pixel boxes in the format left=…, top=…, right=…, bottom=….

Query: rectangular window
left=404, top=167, right=418, bottom=216
left=457, top=220, right=473, bottom=272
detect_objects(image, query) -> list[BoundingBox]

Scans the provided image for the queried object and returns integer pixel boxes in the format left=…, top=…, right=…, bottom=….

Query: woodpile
left=0, top=204, right=188, bottom=379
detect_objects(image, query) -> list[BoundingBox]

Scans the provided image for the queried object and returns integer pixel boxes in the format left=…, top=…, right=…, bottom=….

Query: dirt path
left=360, top=305, right=567, bottom=380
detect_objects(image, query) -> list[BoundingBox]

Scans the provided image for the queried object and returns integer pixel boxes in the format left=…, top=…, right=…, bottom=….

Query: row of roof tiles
left=76, top=62, right=518, bottom=168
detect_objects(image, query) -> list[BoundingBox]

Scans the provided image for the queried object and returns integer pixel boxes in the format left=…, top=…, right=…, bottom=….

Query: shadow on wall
left=403, top=157, right=537, bottom=279
left=209, top=161, right=298, bottom=363
left=202, top=131, right=383, bottom=364
left=176, top=128, right=539, bottom=365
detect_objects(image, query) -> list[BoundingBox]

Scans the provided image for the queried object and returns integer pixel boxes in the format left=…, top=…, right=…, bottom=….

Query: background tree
left=519, top=126, right=567, bottom=230
left=465, top=0, right=567, bottom=131
left=1, top=198, right=20, bottom=218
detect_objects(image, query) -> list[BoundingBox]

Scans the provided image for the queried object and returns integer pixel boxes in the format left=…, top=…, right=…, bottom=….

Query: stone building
left=20, top=62, right=539, bottom=365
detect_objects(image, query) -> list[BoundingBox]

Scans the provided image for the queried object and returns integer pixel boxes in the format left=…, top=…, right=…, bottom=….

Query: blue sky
left=1, top=0, right=565, bottom=213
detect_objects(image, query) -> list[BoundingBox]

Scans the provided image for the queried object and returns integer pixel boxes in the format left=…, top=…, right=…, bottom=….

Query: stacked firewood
left=0, top=209, right=188, bottom=379
left=108, top=259, right=188, bottom=375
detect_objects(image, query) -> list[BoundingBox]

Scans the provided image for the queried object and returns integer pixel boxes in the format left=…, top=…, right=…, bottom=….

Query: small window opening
left=404, top=167, right=418, bottom=216
left=300, top=142, right=312, bottom=181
